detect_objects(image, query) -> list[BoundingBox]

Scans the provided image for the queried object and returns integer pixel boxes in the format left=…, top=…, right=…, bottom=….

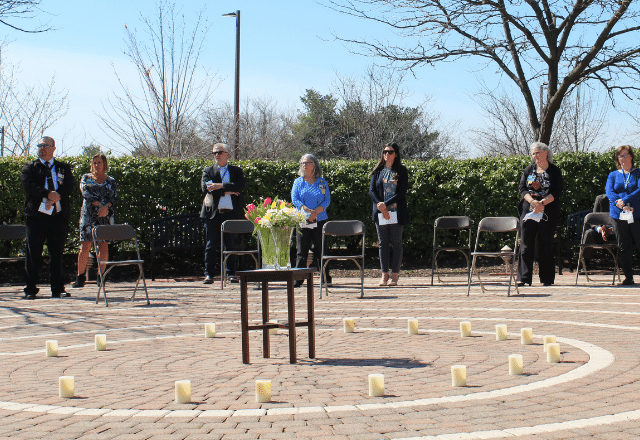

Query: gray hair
left=530, top=142, right=553, bottom=164
left=212, top=142, right=228, bottom=153
left=298, top=154, right=323, bottom=178
left=40, top=136, right=55, bottom=148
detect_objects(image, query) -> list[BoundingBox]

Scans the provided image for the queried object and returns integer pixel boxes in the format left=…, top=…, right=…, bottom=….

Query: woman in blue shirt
left=606, top=145, right=640, bottom=285
left=291, top=154, right=331, bottom=288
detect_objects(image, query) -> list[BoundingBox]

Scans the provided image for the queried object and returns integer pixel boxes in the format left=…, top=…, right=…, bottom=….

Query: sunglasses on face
left=383, top=150, right=395, bottom=155
left=37, top=143, right=54, bottom=149
left=213, top=151, right=227, bottom=156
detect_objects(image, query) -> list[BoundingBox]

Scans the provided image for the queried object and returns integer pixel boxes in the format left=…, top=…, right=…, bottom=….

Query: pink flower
left=247, top=204, right=256, bottom=212
left=263, top=197, right=272, bottom=207
left=254, top=217, right=261, bottom=224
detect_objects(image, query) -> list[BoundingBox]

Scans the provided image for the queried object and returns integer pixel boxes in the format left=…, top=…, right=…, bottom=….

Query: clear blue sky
left=2, top=0, right=636, bottom=156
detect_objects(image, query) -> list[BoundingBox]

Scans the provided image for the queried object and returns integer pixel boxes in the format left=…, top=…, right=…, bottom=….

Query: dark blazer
left=200, top=163, right=246, bottom=220
left=517, top=162, right=563, bottom=224
left=20, top=159, right=74, bottom=219
left=368, top=164, right=410, bottom=225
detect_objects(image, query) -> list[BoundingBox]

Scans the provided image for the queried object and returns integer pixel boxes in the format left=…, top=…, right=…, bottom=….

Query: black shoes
left=72, top=274, right=86, bottom=288
left=620, top=278, right=635, bottom=286
left=52, top=290, right=71, bottom=298
left=24, top=294, right=36, bottom=300
left=517, top=281, right=531, bottom=287
left=203, top=276, right=213, bottom=284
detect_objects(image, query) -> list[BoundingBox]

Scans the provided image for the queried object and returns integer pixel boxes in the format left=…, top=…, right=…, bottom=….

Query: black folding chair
left=431, top=216, right=473, bottom=285
left=92, top=224, right=150, bottom=307
left=575, top=212, right=620, bottom=285
left=466, top=217, right=520, bottom=296
left=320, top=220, right=365, bottom=299
left=220, top=219, right=260, bottom=288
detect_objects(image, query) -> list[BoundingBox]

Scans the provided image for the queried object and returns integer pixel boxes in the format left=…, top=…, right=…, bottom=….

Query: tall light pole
left=223, top=10, right=240, bottom=160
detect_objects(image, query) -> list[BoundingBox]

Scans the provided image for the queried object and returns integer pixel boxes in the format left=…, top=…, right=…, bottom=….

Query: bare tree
left=200, top=97, right=295, bottom=160
left=99, top=0, right=217, bottom=158
left=0, top=0, right=50, bottom=33
left=472, top=83, right=608, bottom=156
left=327, top=0, right=640, bottom=146
left=0, top=52, right=69, bottom=156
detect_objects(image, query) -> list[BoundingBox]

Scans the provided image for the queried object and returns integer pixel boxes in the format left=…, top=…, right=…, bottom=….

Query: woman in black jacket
left=517, top=142, right=563, bottom=286
left=368, top=142, right=409, bottom=286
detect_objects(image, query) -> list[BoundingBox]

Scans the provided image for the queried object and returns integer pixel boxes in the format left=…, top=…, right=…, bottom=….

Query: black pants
left=24, top=214, right=69, bottom=295
left=517, top=216, right=557, bottom=285
left=204, top=212, right=237, bottom=277
left=614, top=218, right=640, bottom=280
left=295, top=219, right=329, bottom=277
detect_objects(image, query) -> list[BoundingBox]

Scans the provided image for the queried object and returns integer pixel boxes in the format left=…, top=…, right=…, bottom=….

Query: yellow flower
left=271, top=200, right=278, bottom=209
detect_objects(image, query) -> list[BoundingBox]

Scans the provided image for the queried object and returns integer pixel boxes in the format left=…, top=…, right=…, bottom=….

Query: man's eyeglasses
left=213, top=151, right=227, bottom=156
left=37, top=143, right=54, bottom=149
left=383, top=150, right=395, bottom=155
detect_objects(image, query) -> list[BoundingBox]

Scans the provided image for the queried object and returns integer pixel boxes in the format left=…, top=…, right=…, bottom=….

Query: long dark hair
left=370, top=142, right=402, bottom=175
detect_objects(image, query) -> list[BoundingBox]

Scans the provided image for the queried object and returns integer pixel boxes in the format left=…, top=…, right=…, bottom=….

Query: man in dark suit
left=200, top=143, right=245, bottom=284
left=20, top=136, right=75, bottom=299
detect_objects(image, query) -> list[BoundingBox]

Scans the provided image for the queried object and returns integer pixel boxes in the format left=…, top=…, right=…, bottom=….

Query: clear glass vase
left=257, top=226, right=294, bottom=270
left=257, top=227, right=276, bottom=270
left=271, top=226, right=294, bottom=270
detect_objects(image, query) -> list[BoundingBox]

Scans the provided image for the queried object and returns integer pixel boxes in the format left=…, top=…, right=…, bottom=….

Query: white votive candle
left=547, top=343, right=561, bottom=363
left=343, top=318, right=355, bottom=333
left=368, top=374, right=384, bottom=397
left=509, top=354, right=524, bottom=375
left=543, top=335, right=556, bottom=353
left=451, top=365, right=467, bottom=387
left=255, top=380, right=272, bottom=403
left=204, top=323, right=216, bottom=338
left=460, top=321, right=472, bottom=337
left=174, top=380, right=191, bottom=404
left=95, top=334, right=107, bottom=351
left=46, top=340, right=58, bottom=357
left=269, top=319, right=278, bottom=335
left=59, top=376, right=74, bottom=398
left=408, top=319, right=418, bottom=335
left=496, top=324, right=508, bottom=341
left=521, top=328, right=533, bottom=345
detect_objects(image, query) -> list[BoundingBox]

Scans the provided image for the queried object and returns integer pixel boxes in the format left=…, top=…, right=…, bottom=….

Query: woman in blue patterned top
left=72, top=153, right=117, bottom=288
left=606, top=145, right=640, bottom=285
left=369, top=142, right=409, bottom=286
left=291, top=154, right=331, bottom=288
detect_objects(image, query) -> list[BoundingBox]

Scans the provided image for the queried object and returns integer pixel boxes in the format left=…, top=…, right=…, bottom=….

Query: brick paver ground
left=1, top=271, right=640, bottom=439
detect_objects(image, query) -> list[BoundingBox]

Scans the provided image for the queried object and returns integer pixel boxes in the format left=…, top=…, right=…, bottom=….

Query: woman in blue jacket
left=606, top=145, right=640, bottom=285
left=291, top=154, right=331, bottom=288
left=368, top=143, right=409, bottom=286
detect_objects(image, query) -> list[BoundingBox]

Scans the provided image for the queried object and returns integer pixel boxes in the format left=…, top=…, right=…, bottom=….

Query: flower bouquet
left=245, top=197, right=308, bottom=269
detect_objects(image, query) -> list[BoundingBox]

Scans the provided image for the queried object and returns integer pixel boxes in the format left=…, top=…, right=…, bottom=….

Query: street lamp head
left=222, top=12, right=237, bottom=17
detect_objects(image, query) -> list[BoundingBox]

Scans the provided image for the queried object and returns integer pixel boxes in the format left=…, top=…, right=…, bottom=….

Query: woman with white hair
left=291, top=154, right=331, bottom=288
left=516, top=142, right=564, bottom=287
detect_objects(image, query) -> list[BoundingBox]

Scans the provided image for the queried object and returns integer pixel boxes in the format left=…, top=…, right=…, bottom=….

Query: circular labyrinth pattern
left=1, top=278, right=640, bottom=439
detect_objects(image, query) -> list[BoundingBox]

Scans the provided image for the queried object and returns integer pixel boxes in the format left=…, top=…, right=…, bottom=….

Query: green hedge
left=0, top=151, right=615, bottom=259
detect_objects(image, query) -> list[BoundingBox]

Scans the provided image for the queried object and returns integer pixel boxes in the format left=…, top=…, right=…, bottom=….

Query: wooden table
left=237, top=268, right=315, bottom=364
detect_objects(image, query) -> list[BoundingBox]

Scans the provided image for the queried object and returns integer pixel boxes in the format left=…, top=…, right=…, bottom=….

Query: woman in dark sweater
left=368, top=142, right=409, bottom=286
left=516, top=142, right=563, bottom=287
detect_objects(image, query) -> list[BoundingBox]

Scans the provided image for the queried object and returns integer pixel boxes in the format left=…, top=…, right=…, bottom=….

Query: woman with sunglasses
left=369, top=143, right=409, bottom=286
left=291, top=154, right=331, bottom=288
left=606, top=145, right=640, bottom=285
